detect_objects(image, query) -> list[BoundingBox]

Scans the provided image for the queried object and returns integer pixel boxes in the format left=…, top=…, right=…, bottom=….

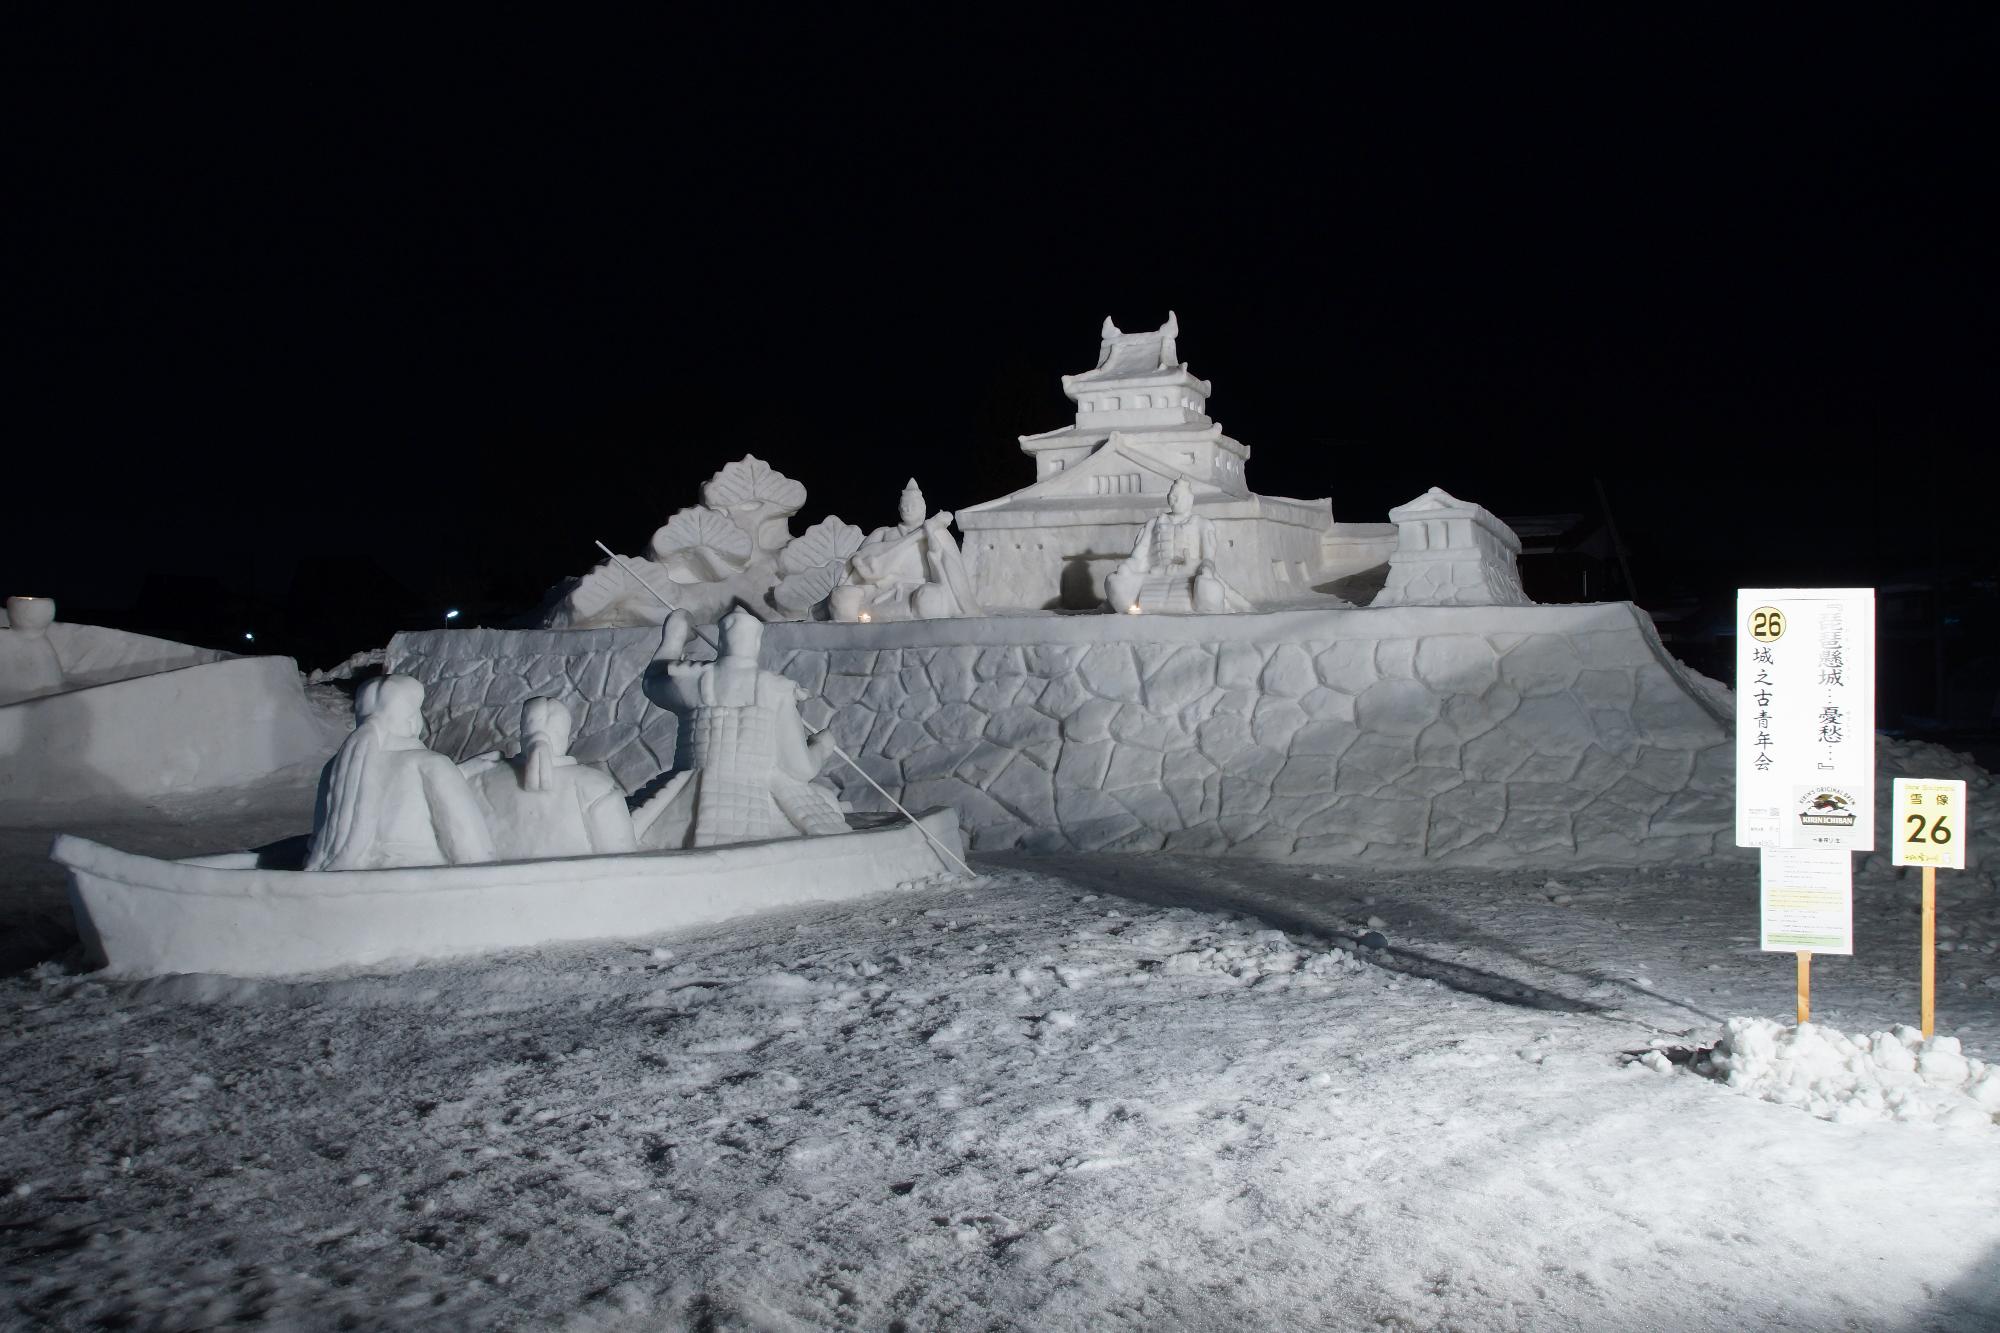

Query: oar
left=592, top=541, right=974, bottom=879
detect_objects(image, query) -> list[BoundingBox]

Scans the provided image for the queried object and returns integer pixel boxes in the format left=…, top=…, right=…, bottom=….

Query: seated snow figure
left=460, top=697, right=638, bottom=861
left=828, top=479, right=983, bottom=622
left=1104, top=477, right=1252, bottom=614
left=306, top=674, right=497, bottom=871
left=633, top=607, right=849, bottom=848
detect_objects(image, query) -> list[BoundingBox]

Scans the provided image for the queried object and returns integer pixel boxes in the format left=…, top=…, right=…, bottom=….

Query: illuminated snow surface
left=4, top=777, right=2000, bottom=1329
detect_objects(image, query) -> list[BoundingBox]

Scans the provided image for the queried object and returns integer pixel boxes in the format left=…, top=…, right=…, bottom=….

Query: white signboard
left=1760, top=847, right=1854, bottom=954
left=1891, top=777, right=1966, bottom=870
left=1735, top=589, right=1875, bottom=850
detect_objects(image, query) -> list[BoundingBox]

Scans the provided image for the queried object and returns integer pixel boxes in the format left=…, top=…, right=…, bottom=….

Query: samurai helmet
left=720, top=605, right=765, bottom=658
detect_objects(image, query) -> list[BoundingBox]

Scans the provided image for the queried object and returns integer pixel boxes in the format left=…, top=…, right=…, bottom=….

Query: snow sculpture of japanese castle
left=956, top=313, right=1395, bottom=610
left=384, top=305, right=1745, bottom=874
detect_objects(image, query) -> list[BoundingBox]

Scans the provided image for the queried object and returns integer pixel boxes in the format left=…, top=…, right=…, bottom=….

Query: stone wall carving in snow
left=390, top=602, right=1734, bottom=868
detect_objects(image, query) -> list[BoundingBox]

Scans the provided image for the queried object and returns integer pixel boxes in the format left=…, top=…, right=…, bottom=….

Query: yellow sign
left=1748, top=606, right=1787, bottom=643
left=1891, top=778, right=1966, bottom=870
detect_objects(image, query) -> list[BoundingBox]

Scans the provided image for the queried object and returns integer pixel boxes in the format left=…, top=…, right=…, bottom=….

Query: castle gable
left=966, top=437, right=1206, bottom=510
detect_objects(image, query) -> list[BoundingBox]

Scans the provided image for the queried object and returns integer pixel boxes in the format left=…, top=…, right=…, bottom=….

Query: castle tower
left=957, top=313, right=1359, bottom=609
left=1017, top=312, right=1249, bottom=498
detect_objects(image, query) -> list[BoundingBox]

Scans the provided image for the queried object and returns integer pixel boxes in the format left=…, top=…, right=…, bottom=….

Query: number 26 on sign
left=1893, top=777, right=1967, bottom=1039
left=1893, top=778, right=1964, bottom=870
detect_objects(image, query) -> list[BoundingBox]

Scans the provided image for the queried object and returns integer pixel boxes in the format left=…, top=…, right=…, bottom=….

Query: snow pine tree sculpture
left=545, top=456, right=864, bottom=627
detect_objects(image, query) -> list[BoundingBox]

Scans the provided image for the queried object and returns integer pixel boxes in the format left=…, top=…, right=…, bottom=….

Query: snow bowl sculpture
left=0, top=603, right=340, bottom=811
left=54, top=810, right=962, bottom=979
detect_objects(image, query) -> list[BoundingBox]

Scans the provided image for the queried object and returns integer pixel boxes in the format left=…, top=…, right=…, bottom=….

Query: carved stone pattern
left=388, top=612, right=1747, bottom=868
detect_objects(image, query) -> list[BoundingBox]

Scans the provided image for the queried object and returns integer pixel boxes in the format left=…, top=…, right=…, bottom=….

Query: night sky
left=8, top=12, right=1993, bottom=710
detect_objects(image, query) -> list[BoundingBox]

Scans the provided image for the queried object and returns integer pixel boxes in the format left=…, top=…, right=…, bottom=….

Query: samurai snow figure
left=633, top=606, right=850, bottom=848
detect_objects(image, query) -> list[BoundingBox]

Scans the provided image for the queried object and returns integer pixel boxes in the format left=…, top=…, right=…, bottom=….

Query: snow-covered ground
left=5, top=780, right=2000, bottom=1328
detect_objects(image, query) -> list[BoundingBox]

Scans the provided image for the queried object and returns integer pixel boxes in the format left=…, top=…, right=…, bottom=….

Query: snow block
left=0, top=655, right=338, bottom=811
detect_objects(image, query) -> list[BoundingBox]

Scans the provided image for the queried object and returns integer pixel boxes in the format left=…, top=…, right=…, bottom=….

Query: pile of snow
left=1679, top=1017, right=2000, bottom=1127
left=306, top=646, right=387, bottom=685
left=1159, top=926, right=1372, bottom=983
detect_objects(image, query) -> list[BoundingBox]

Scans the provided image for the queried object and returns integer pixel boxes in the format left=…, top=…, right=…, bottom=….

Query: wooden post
left=1922, top=864, right=1937, bottom=1039
left=1796, top=950, right=1811, bottom=1025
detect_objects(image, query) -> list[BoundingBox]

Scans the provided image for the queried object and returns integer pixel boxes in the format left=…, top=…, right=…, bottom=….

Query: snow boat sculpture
left=56, top=670, right=966, bottom=978
left=53, top=811, right=961, bottom=979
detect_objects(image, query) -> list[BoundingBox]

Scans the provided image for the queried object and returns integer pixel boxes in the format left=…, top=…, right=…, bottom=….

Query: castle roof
left=1061, top=311, right=1199, bottom=389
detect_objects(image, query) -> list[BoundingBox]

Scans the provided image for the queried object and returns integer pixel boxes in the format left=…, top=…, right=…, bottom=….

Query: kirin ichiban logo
left=1798, top=787, right=1858, bottom=828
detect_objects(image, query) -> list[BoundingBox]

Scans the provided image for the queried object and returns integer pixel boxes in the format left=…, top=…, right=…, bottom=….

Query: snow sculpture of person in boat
left=460, top=696, right=638, bottom=860
left=633, top=606, right=850, bottom=848
left=306, top=673, right=497, bottom=871
left=304, top=623, right=854, bottom=871
left=58, top=654, right=965, bottom=976
left=310, top=679, right=639, bottom=871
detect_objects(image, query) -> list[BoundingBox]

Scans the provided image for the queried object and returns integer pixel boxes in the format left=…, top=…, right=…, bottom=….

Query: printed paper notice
left=1759, top=847, right=1853, bottom=955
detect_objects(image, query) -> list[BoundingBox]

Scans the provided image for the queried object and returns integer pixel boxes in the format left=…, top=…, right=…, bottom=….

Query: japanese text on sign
left=1891, top=778, right=1966, bottom=870
left=1735, top=589, right=1874, bottom=851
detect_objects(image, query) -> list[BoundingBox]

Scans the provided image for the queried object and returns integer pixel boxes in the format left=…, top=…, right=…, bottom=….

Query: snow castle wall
left=390, top=602, right=1734, bottom=868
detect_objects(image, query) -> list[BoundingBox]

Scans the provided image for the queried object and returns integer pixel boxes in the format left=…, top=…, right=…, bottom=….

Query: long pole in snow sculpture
left=591, top=541, right=975, bottom=879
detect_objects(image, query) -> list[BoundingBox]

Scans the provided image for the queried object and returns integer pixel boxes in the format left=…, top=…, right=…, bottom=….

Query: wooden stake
left=1796, top=951, right=1811, bottom=1025
left=1922, top=864, right=1937, bottom=1039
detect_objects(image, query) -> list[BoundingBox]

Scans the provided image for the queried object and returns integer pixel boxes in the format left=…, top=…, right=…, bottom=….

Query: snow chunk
left=1693, top=1018, right=2000, bottom=1127
left=1159, top=931, right=1363, bottom=984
